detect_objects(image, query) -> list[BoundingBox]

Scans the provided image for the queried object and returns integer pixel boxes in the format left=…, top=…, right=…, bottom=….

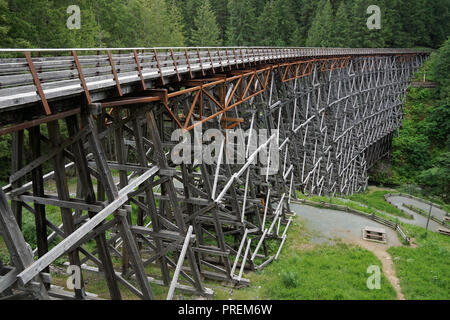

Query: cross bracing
left=0, top=47, right=428, bottom=299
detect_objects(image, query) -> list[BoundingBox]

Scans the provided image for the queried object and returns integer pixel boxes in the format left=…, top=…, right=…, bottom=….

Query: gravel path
left=291, top=203, right=402, bottom=246
left=385, top=196, right=446, bottom=232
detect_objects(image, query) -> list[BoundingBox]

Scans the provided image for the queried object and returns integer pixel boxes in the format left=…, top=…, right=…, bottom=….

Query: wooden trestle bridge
left=0, top=47, right=428, bottom=299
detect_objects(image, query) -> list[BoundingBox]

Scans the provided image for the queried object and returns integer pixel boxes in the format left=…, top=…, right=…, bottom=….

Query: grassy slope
left=347, top=190, right=410, bottom=217
left=388, top=224, right=450, bottom=300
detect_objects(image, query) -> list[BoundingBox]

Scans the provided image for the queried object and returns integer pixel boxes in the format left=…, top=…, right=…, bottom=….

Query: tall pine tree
left=180, top=0, right=203, bottom=41
left=226, top=0, right=257, bottom=46
left=0, top=0, right=10, bottom=46
left=257, top=1, right=280, bottom=46
left=305, top=0, right=335, bottom=47
left=166, top=0, right=187, bottom=46
left=273, top=0, right=298, bottom=46
left=289, top=0, right=318, bottom=46
left=333, top=0, right=351, bottom=47
left=190, top=0, right=221, bottom=46
left=210, top=0, right=229, bottom=42
left=348, top=0, right=386, bottom=48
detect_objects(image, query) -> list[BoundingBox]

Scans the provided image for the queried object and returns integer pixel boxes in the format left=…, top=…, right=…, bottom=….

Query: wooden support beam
left=0, top=188, right=49, bottom=299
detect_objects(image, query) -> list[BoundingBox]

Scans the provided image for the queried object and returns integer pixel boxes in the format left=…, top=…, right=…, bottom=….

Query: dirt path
left=354, top=239, right=405, bottom=300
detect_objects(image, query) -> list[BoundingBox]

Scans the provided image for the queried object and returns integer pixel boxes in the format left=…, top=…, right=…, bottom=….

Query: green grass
left=0, top=235, right=9, bottom=264
left=211, top=218, right=397, bottom=300
left=346, top=190, right=412, bottom=219
left=20, top=204, right=62, bottom=249
left=260, top=243, right=396, bottom=300
left=388, top=224, right=450, bottom=300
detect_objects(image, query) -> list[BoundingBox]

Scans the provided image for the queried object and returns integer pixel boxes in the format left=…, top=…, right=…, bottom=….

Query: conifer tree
left=290, top=26, right=303, bottom=46
left=347, top=0, right=385, bottom=48
left=333, top=0, right=351, bottom=47
left=289, top=0, right=318, bottom=46
left=211, top=0, right=229, bottom=42
left=140, top=0, right=172, bottom=46
left=93, top=0, right=136, bottom=47
left=190, top=0, right=221, bottom=46
left=226, top=0, right=257, bottom=46
left=67, top=1, right=102, bottom=48
left=167, top=0, right=187, bottom=46
left=273, top=0, right=298, bottom=47
left=256, top=1, right=280, bottom=46
left=181, top=0, right=203, bottom=41
left=381, top=0, right=409, bottom=48
left=429, top=0, right=450, bottom=48
left=0, top=0, right=10, bottom=45
left=305, top=0, right=334, bottom=47
left=429, top=37, right=450, bottom=103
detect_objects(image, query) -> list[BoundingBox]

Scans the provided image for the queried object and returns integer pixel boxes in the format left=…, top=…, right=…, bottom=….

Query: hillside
left=369, top=39, right=450, bottom=202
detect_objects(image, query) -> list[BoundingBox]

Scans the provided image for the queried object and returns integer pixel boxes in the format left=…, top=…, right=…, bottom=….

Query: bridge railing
left=0, top=47, right=430, bottom=114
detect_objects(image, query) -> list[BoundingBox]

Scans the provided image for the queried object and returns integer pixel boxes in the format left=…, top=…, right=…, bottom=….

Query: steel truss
left=0, top=48, right=426, bottom=300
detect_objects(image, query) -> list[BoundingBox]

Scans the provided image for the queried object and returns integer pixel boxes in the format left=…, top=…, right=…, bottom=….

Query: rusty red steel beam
left=133, top=49, right=147, bottom=91
left=107, top=50, right=123, bottom=97
left=279, top=56, right=352, bottom=82
left=0, top=64, right=274, bottom=135
left=72, top=50, right=93, bottom=104
left=0, top=108, right=81, bottom=136
left=24, top=52, right=52, bottom=116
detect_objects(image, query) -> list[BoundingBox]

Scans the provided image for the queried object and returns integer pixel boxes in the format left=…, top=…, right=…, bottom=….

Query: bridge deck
left=0, top=47, right=428, bottom=118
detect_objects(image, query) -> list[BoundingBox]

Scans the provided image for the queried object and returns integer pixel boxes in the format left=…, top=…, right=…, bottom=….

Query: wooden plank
left=112, top=109, right=130, bottom=274
left=0, top=268, right=17, bottom=294
left=16, top=195, right=104, bottom=212
left=237, top=238, right=252, bottom=282
left=11, top=130, right=24, bottom=227
left=47, top=120, right=85, bottom=299
left=29, top=125, right=49, bottom=279
left=24, top=52, right=51, bottom=115
left=66, top=115, right=122, bottom=300
left=167, top=225, right=193, bottom=300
